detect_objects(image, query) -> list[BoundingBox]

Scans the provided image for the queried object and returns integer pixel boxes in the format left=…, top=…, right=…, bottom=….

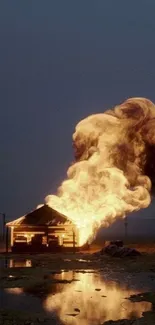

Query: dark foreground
left=1, top=243, right=155, bottom=325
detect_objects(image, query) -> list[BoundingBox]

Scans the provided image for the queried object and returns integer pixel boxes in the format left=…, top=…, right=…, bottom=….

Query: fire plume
left=46, top=98, right=155, bottom=246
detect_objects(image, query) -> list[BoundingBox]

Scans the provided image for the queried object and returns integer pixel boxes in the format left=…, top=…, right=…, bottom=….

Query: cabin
left=6, top=205, right=80, bottom=252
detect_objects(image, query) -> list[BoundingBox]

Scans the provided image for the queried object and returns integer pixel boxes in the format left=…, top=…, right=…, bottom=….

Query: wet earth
left=1, top=250, right=155, bottom=325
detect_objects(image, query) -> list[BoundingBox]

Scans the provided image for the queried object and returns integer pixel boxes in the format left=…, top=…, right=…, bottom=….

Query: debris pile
left=96, top=241, right=141, bottom=258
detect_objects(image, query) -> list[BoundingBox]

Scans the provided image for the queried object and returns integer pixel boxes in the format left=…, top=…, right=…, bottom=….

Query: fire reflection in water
left=5, top=288, right=23, bottom=295
left=44, top=271, right=151, bottom=325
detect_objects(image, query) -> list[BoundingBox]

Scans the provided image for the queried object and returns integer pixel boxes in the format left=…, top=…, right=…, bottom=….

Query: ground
left=1, top=242, right=155, bottom=325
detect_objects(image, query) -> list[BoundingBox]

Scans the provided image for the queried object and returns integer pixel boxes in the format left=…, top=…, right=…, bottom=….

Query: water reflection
left=2, top=287, right=43, bottom=314
left=76, top=259, right=91, bottom=263
left=44, top=271, right=151, bottom=325
left=5, top=288, right=23, bottom=295
left=3, top=258, right=32, bottom=268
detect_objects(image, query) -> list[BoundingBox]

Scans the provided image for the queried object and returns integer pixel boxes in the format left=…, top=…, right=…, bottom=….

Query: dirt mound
left=94, top=241, right=141, bottom=258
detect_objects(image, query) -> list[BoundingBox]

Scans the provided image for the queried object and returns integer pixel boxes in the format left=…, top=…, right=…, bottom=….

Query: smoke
left=46, top=98, right=155, bottom=245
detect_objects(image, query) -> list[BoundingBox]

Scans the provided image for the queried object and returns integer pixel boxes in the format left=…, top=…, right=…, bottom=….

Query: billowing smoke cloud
left=46, top=98, right=155, bottom=245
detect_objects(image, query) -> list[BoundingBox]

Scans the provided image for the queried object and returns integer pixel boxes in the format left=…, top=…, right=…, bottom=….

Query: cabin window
left=42, top=236, right=47, bottom=245
left=14, top=235, right=27, bottom=243
left=58, top=234, right=65, bottom=246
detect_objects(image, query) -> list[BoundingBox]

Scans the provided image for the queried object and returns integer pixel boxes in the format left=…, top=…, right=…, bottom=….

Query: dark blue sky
left=0, top=1, right=155, bottom=221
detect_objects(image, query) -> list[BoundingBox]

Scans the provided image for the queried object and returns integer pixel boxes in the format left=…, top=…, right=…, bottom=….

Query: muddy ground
left=1, top=243, right=155, bottom=325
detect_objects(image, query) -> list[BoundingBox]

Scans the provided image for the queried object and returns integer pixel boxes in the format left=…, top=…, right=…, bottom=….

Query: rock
left=74, top=308, right=80, bottom=312
left=75, top=290, right=82, bottom=292
left=95, top=288, right=101, bottom=291
left=66, top=313, right=77, bottom=317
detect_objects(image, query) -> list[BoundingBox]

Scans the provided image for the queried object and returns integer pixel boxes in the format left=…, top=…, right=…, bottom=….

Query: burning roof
left=7, top=205, right=72, bottom=227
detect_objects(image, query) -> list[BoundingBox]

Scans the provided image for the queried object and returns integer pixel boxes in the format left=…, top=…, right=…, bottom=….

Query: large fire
left=45, top=98, right=155, bottom=246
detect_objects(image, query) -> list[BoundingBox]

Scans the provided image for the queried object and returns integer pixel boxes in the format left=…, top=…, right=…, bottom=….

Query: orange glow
left=23, top=233, right=34, bottom=242
left=44, top=271, right=151, bottom=324
left=5, top=288, right=23, bottom=295
left=45, top=98, right=155, bottom=246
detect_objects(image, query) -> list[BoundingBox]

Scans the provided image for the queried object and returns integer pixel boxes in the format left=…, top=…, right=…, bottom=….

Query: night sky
left=0, top=1, right=155, bottom=221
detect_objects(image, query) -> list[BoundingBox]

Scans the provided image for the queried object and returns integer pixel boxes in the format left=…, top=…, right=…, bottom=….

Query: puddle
left=1, top=271, right=153, bottom=325
left=5, top=288, right=24, bottom=294
left=44, top=271, right=152, bottom=324
left=0, top=258, right=91, bottom=268
left=1, top=288, right=42, bottom=313
left=0, top=258, right=32, bottom=268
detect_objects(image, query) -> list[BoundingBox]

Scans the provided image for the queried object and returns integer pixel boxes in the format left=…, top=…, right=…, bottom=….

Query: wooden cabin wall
left=12, top=224, right=79, bottom=248
left=48, top=224, right=79, bottom=247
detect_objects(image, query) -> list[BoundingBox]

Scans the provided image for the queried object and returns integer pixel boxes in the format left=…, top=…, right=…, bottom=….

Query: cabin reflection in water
left=6, top=205, right=82, bottom=252
left=8, top=259, right=32, bottom=268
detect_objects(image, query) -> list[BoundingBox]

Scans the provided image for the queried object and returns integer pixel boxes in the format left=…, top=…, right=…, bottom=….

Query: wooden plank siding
left=12, top=224, right=79, bottom=248
left=7, top=205, right=81, bottom=250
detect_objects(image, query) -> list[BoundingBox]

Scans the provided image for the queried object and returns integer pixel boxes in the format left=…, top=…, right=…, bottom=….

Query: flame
left=45, top=98, right=155, bottom=246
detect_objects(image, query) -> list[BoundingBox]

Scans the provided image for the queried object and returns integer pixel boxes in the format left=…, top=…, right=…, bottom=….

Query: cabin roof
left=7, top=205, right=72, bottom=227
